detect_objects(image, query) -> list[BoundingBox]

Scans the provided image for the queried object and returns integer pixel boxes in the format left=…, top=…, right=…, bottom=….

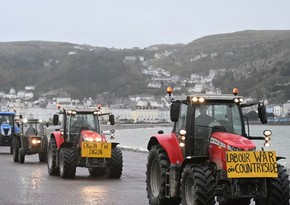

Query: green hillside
left=1, top=30, right=290, bottom=103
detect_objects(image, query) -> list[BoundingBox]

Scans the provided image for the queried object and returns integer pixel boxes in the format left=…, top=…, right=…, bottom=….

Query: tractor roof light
left=191, top=97, right=198, bottom=102
left=166, top=86, right=173, bottom=97
left=233, top=88, right=239, bottom=96
left=199, top=97, right=205, bottom=103
left=67, top=110, right=77, bottom=115
left=234, top=98, right=240, bottom=103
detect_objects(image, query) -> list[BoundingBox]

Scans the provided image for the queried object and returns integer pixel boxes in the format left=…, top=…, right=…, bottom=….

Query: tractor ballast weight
left=47, top=107, right=123, bottom=179
left=146, top=88, right=290, bottom=205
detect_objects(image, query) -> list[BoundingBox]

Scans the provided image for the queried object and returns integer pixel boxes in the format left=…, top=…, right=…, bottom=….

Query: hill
left=0, top=30, right=290, bottom=103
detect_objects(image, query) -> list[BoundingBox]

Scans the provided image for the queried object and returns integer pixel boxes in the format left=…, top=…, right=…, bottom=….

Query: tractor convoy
left=47, top=106, right=123, bottom=179
left=146, top=87, right=290, bottom=205
left=2, top=87, right=290, bottom=204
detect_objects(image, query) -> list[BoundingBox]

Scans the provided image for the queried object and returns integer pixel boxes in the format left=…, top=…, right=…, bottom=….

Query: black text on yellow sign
left=226, top=151, right=278, bottom=178
left=81, top=142, right=112, bottom=158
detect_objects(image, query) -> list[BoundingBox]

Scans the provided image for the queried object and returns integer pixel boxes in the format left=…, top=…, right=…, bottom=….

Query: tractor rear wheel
left=255, top=164, right=290, bottom=205
left=181, top=163, right=215, bottom=205
left=106, top=147, right=123, bottom=178
left=59, top=147, right=76, bottom=178
left=18, top=148, right=25, bottom=164
left=47, top=138, right=59, bottom=175
left=146, top=145, right=180, bottom=205
left=12, top=137, right=20, bottom=162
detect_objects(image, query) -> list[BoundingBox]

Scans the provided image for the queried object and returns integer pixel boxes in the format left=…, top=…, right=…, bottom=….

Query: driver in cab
left=195, top=105, right=215, bottom=127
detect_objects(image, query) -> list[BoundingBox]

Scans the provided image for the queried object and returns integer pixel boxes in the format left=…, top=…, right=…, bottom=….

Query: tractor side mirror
left=258, top=103, right=268, bottom=124
left=19, top=114, right=23, bottom=119
left=170, top=102, right=180, bottom=122
left=53, top=114, right=59, bottom=125
left=109, top=114, right=115, bottom=125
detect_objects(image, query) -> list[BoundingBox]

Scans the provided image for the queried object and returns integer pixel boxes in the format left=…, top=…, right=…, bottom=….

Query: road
left=0, top=147, right=256, bottom=205
left=0, top=147, right=148, bottom=205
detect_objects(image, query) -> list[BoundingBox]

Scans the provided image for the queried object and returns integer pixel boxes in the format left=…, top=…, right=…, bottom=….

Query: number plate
left=226, top=151, right=278, bottom=178
left=81, top=142, right=111, bottom=158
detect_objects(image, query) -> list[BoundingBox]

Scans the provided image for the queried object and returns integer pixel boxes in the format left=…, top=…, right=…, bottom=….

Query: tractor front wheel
left=59, top=147, right=76, bottom=178
left=255, top=164, right=290, bottom=205
left=12, top=137, right=20, bottom=162
left=181, top=163, right=216, bottom=205
left=47, top=138, right=59, bottom=176
left=18, top=148, right=25, bottom=164
left=106, top=147, right=123, bottom=178
left=146, top=145, right=180, bottom=205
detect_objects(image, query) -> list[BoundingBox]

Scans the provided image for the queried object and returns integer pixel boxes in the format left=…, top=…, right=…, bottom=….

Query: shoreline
left=102, top=123, right=172, bottom=130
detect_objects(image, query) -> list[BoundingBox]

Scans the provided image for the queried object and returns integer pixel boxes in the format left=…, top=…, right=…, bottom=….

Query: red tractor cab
left=146, top=88, right=290, bottom=205
left=47, top=107, right=123, bottom=179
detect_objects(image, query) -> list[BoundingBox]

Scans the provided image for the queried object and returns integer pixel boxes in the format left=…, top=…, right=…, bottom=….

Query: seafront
left=102, top=122, right=172, bottom=130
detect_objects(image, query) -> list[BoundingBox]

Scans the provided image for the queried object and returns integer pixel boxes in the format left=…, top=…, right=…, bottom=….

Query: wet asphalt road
left=0, top=147, right=148, bottom=205
left=0, top=147, right=256, bottom=205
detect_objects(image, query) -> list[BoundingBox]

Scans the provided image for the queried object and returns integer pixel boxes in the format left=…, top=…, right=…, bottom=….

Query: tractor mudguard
left=51, top=132, right=64, bottom=149
left=147, top=133, right=183, bottom=164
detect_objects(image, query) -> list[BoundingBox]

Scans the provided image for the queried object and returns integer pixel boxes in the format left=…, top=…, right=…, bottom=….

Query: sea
left=112, top=124, right=290, bottom=168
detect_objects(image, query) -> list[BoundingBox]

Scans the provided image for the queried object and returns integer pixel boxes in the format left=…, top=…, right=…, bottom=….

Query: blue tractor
left=0, top=111, right=21, bottom=153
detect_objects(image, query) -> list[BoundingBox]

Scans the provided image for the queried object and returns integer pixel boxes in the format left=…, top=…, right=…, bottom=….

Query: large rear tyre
left=106, top=147, right=123, bottom=178
left=181, top=163, right=215, bottom=205
left=47, top=138, right=59, bottom=176
left=18, top=148, right=25, bottom=164
left=12, top=137, right=20, bottom=162
left=146, top=145, right=180, bottom=205
left=59, top=147, right=76, bottom=178
left=255, top=164, right=290, bottom=205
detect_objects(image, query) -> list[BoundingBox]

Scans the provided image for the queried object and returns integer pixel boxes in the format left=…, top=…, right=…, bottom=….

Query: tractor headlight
left=84, top=137, right=94, bottom=142
left=263, top=130, right=272, bottom=147
left=178, top=129, right=186, bottom=147
left=32, top=139, right=41, bottom=144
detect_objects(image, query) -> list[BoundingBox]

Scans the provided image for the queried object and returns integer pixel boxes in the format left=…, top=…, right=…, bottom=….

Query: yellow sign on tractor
left=226, top=151, right=278, bottom=178
left=81, top=142, right=112, bottom=158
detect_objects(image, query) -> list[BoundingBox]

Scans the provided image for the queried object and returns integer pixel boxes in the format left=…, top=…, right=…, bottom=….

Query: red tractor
left=47, top=107, right=123, bottom=179
left=146, top=87, right=290, bottom=205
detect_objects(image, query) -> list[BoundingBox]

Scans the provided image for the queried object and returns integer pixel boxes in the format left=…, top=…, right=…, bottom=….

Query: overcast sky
left=1, top=0, right=290, bottom=48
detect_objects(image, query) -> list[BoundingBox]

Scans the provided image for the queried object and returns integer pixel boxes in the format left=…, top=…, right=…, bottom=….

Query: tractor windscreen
left=0, top=115, right=13, bottom=125
left=23, top=121, right=44, bottom=136
left=194, top=103, right=243, bottom=137
left=69, top=113, right=100, bottom=133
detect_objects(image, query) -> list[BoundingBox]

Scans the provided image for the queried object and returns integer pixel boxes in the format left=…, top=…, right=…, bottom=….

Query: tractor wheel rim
left=47, top=148, right=53, bottom=168
left=185, top=177, right=196, bottom=205
left=59, top=150, right=64, bottom=174
left=150, top=159, right=161, bottom=197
